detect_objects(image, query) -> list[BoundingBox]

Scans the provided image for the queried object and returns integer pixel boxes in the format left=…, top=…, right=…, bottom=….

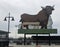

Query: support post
left=24, top=34, right=26, bottom=45
left=36, top=34, right=38, bottom=45
left=49, top=33, right=51, bottom=46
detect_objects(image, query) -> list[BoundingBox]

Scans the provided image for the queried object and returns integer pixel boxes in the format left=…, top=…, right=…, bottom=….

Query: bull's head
left=41, top=5, right=55, bottom=10
left=41, top=5, right=55, bottom=15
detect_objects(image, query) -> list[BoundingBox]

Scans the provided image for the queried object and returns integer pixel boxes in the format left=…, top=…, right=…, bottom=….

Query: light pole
left=4, top=12, right=14, bottom=46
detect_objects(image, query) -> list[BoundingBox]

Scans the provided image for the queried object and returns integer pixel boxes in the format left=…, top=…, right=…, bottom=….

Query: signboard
left=18, top=29, right=57, bottom=34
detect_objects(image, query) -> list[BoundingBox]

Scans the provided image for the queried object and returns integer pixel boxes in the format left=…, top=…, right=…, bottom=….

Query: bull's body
left=21, top=14, right=37, bottom=22
left=20, top=6, right=54, bottom=29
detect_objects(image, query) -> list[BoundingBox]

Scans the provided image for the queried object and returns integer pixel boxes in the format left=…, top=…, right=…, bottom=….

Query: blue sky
left=0, top=0, right=60, bottom=38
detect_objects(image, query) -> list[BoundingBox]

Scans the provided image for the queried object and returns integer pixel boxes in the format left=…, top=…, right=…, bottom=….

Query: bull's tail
left=19, top=19, right=22, bottom=22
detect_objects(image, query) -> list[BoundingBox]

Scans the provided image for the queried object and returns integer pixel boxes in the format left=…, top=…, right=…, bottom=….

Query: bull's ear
left=41, top=6, right=44, bottom=9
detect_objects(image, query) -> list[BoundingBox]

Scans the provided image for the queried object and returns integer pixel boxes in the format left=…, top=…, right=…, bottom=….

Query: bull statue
left=20, top=5, right=55, bottom=29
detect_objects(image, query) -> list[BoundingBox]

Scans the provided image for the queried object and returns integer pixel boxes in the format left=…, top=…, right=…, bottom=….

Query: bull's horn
left=52, top=5, right=55, bottom=7
left=41, top=6, right=44, bottom=9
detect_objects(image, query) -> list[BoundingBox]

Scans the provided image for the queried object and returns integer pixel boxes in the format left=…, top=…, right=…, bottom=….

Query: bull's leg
left=45, top=26, right=47, bottom=29
left=26, top=25, right=29, bottom=29
left=41, top=26, right=44, bottom=29
left=20, top=25, right=22, bottom=29
left=20, top=22, right=23, bottom=29
left=40, top=22, right=44, bottom=29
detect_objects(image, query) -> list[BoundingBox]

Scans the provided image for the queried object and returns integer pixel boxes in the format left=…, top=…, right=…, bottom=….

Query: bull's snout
left=52, top=8, right=54, bottom=10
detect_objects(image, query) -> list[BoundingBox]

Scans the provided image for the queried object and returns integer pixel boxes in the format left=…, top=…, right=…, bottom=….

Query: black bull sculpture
left=20, top=5, right=55, bottom=29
